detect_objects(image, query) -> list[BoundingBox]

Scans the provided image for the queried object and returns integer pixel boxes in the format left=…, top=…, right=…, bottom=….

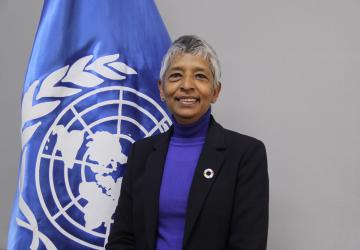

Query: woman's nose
left=181, top=75, right=195, bottom=90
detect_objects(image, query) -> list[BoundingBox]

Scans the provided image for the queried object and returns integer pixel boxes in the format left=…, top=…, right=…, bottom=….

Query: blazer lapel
left=183, top=118, right=226, bottom=246
left=143, top=128, right=172, bottom=250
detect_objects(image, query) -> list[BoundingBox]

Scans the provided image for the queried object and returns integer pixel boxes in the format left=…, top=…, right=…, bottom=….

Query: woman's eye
left=168, top=73, right=182, bottom=80
left=195, top=74, right=207, bottom=80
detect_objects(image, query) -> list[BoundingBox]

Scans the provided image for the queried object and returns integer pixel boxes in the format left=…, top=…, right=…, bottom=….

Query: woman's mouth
left=175, top=97, right=199, bottom=105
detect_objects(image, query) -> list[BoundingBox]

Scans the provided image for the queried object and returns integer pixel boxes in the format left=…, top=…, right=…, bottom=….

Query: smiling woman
left=158, top=53, right=221, bottom=125
left=106, top=35, right=269, bottom=250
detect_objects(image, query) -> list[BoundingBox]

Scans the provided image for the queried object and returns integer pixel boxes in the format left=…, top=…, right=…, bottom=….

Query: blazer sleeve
left=228, top=140, right=269, bottom=250
left=105, top=143, right=137, bottom=250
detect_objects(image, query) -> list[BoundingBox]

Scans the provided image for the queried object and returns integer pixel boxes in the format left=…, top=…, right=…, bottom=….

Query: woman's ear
left=211, top=82, right=222, bottom=103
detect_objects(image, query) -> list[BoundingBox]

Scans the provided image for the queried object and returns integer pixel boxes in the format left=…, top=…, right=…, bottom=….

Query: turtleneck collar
left=172, top=108, right=211, bottom=138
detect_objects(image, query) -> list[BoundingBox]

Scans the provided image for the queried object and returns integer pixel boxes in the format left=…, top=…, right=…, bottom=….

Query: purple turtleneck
left=156, top=109, right=211, bottom=250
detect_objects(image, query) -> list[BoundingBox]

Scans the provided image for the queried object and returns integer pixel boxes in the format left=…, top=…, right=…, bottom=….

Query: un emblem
left=25, top=55, right=171, bottom=249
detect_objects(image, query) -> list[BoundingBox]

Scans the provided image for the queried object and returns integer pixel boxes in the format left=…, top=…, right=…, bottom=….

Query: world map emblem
left=19, top=54, right=171, bottom=249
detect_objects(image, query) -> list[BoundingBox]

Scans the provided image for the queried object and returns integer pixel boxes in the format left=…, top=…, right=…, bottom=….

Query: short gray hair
left=159, top=35, right=221, bottom=86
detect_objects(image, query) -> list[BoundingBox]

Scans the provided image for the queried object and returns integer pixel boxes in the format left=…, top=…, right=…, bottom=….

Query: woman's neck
left=172, top=109, right=211, bottom=138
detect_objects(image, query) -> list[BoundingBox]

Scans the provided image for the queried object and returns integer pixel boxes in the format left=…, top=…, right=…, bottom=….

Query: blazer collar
left=143, top=116, right=226, bottom=250
left=183, top=116, right=226, bottom=246
left=143, top=127, right=172, bottom=250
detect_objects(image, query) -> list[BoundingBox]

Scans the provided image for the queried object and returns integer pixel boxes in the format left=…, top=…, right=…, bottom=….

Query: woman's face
left=159, top=53, right=221, bottom=125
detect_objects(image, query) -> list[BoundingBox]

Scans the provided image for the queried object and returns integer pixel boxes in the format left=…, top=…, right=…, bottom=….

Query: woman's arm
left=106, top=144, right=137, bottom=250
left=228, top=140, right=269, bottom=250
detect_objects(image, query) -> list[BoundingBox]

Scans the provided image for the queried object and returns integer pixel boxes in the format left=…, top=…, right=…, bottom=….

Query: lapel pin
left=203, top=168, right=214, bottom=179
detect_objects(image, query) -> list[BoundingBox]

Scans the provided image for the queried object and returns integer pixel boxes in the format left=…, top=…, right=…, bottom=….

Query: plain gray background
left=1, top=0, right=360, bottom=249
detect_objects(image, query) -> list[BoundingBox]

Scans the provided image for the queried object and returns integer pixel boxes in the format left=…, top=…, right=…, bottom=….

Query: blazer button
left=203, top=168, right=214, bottom=179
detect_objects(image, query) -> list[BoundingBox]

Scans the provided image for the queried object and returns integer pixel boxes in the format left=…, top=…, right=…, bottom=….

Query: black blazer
left=106, top=117, right=269, bottom=250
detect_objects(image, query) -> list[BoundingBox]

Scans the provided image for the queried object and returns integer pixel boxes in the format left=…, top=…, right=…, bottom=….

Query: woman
left=106, top=35, right=269, bottom=250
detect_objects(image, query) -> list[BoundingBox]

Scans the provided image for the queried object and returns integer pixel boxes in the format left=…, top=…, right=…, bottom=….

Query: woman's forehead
left=167, top=53, right=211, bottom=71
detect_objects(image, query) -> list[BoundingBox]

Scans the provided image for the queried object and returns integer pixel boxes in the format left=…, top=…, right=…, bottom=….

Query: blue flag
left=8, top=0, right=171, bottom=249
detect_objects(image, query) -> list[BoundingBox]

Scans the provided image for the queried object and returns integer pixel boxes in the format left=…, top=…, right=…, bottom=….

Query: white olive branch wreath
left=21, top=53, right=137, bottom=148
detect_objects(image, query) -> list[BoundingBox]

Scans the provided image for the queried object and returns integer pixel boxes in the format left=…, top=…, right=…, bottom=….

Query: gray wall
left=1, top=0, right=360, bottom=249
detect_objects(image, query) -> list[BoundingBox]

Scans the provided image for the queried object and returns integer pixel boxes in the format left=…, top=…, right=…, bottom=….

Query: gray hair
left=159, top=35, right=221, bottom=86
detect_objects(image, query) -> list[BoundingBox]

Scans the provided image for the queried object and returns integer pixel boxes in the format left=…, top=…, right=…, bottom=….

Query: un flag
left=8, top=0, right=171, bottom=249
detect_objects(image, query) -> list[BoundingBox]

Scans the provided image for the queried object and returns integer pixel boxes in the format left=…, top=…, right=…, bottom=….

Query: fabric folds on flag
left=8, top=0, right=171, bottom=249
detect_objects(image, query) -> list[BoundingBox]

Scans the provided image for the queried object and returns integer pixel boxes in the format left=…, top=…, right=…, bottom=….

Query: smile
left=175, top=97, right=199, bottom=104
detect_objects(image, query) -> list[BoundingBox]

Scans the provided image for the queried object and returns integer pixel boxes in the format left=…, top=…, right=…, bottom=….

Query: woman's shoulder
left=225, top=127, right=263, bottom=144
left=214, top=120, right=265, bottom=151
left=217, top=126, right=267, bottom=168
left=131, top=129, right=171, bottom=150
